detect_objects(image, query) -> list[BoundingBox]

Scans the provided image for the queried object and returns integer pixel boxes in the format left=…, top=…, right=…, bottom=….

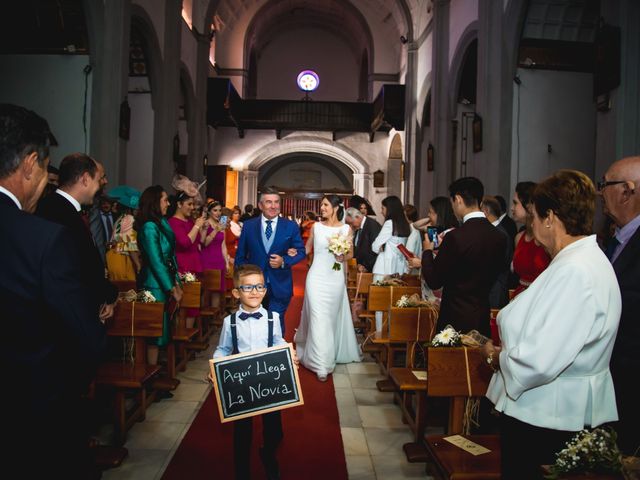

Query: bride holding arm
left=294, top=195, right=362, bottom=381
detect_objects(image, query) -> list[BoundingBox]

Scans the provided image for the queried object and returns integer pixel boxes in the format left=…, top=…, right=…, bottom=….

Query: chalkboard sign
left=209, top=344, right=304, bottom=423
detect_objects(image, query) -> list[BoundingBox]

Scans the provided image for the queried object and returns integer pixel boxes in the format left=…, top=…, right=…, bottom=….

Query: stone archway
left=239, top=136, right=371, bottom=208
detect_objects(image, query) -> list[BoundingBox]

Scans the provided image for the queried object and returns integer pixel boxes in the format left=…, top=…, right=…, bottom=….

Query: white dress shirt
left=486, top=235, right=621, bottom=431
left=213, top=305, right=286, bottom=358
left=55, top=189, right=81, bottom=212
left=0, top=186, right=22, bottom=209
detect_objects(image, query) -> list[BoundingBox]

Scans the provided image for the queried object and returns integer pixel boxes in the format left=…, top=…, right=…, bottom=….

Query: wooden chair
left=392, top=346, right=494, bottom=463
left=200, top=269, right=224, bottom=333
left=95, top=301, right=164, bottom=445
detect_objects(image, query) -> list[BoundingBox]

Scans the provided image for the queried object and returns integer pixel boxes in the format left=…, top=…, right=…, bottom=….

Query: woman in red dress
left=224, top=206, right=242, bottom=261
left=511, top=181, right=550, bottom=296
left=300, top=211, right=317, bottom=265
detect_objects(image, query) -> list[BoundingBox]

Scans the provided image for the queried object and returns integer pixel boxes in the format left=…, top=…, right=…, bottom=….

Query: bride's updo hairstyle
left=322, top=194, right=345, bottom=221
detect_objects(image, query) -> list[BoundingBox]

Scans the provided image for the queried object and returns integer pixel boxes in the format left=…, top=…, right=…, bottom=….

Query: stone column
left=431, top=0, right=452, bottom=196
left=352, top=172, right=373, bottom=199
left=188, top=26, right=214, bottom=183
left=88, top=0, right=130, bottom=185
left=239, top=170, right=259, bottom=208
left=403, top=41, right=419, bottom=205
left=152, top=0, right=182, bottom=188
left=476, top=0, right=510, bottom=196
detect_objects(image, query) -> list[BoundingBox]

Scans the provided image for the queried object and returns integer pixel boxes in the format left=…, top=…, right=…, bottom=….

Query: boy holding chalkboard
left=213, top=264, right=297, bottom=480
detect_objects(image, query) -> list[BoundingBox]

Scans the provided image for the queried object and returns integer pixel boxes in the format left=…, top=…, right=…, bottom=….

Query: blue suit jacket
left=235, top=216, right=305, bottom=302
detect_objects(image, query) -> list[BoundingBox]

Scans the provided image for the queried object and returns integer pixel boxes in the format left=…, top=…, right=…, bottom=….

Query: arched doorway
left=452, top=37, right=478, bottom=180
left=257, top=152, right=353, bottom=219
left=387, top=133, right=403, bottom=198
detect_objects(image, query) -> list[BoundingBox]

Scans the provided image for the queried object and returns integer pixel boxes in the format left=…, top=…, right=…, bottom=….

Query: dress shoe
left=259, top=448, right=280, bottom=480
left=317, top=373, right=328, bottom=382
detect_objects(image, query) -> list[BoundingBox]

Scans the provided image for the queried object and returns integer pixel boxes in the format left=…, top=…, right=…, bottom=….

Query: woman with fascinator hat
left=106, top=185, right=141, bottom=281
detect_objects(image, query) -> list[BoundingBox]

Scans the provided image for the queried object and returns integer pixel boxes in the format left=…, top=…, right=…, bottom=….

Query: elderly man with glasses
left=599, top=155, right=640, bottom=456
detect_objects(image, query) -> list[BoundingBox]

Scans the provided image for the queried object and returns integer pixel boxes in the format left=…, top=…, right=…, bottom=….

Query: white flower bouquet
left=327, top=232, right=352, bottom=271
left=179, top=272, right=197, bottom=283
left=545, top=427, right=624, bottom=479
left=430, top=324, right=462, bottom=347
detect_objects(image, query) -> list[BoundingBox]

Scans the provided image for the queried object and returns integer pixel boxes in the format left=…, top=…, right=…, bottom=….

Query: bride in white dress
left=294, top=195, right=362, bottom=381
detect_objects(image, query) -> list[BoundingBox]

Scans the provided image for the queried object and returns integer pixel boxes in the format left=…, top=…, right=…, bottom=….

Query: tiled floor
left=102, top=344, right=436, bottom=479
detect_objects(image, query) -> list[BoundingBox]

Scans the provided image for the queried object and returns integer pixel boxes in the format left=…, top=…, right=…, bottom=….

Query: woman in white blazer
left=371, top=196, right=410, bottom=331
left=482, top=170, right=621, bottom=479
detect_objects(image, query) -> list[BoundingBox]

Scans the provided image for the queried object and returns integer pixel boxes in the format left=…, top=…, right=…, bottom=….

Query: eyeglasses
left=235, top=283, right=267, bottom=293
left=597, top=179, right=626, bottom=191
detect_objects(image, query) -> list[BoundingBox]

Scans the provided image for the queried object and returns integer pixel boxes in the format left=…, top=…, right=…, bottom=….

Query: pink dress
left=168, top=216, right=202, bottom=316
left=200, top=226, right=226, bottom=292
left=168, top=217, right=203, bottom=275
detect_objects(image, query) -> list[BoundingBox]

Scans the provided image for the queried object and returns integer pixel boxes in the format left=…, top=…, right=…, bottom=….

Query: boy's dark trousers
left=234, top=411, right=283, bottom=480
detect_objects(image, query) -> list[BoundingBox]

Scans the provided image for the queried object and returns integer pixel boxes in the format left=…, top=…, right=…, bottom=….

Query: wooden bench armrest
left=389, top=367, right=427, bottom=391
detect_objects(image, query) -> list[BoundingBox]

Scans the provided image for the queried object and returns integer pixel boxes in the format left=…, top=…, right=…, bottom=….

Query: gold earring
left=545, top=224, right=551, bottom=228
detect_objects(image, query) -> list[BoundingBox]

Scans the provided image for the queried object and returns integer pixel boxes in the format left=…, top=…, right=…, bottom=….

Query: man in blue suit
left=235, top=186, right=305, bottom=334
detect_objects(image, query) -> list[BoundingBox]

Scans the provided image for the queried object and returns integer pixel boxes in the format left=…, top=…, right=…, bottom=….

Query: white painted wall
left=126, top=77, right=155, bottom=190
left=0, top=54, right=92, bottom=167
left=510, top=68, right=596, bottom=188
left=448, top=0, right=478, bottom=68
left=257, top=27, right=360, bottom=101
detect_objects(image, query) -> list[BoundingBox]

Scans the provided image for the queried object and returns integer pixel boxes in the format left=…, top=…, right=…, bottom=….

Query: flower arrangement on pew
left=179, top=271, right=197, bottom=283
left=327, top=232, right=352, bottom=271
left=430, top=324, right=462, bottom=347
left=544, top=427, right=625, bottom=479
left=372, top=274, right=408, bottom=286
left=118, top=289, right=156, bottom=303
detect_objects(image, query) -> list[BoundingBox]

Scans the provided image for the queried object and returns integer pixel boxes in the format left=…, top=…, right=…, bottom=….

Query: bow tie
left=238, top=311, right=263, bottom=320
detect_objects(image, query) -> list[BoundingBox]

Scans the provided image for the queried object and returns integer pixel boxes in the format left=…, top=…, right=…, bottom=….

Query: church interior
left=1, top=0, right=639, bottom=478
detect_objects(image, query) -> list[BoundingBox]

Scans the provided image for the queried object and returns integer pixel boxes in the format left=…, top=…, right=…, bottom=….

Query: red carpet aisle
left=162, top=263, right=348, bottom=479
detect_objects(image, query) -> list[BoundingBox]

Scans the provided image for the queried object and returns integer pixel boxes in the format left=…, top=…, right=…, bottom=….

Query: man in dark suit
left=345, top=206, right=382, bottom=273
left=235, top=186, right=306, bottom=334
left=37, top=153, right=118, bottom=320
left=482, top=195, right=514, bottom=309
left=600, top=155, right=640, bottom=455
left=0, top=104, right=106, bottom=477
left=495, top=194, right=518, bottom=243
left=421, top=177, right=507, bottom=337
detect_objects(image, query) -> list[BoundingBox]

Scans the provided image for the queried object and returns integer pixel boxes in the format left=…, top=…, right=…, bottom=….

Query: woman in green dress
left=135, top=185, right=183, bottom=365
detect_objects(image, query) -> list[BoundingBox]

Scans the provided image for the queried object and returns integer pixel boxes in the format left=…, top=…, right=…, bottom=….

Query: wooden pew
left=425, top=434, right=500, bottom=480
left=200, top=269, right=224, bottom=334
left=366, top=286, right=422, bottom=388
left=173, top=281, right=206, bottom=372
left=395, top=346, right=496, bottom=469
left=95, top=301, right=164, bottom=445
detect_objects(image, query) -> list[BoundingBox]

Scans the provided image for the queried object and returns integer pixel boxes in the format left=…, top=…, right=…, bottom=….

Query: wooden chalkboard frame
left=209, top=344, right=304, bottom=423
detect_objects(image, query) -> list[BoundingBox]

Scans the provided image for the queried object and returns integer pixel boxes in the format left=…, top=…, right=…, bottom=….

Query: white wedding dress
left=294, top=222, right=362, bottom=377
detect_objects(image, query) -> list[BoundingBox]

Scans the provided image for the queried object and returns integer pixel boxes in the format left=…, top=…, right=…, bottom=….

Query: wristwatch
left=486, top=352, right=499, bottom=372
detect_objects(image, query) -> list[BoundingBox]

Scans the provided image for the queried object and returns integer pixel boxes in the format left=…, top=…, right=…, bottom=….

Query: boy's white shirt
left=213, top=304, right=285, bottom=358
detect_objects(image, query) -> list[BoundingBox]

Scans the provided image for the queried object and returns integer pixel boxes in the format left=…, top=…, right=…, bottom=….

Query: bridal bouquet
left=327, top=233, right=352, bottom=271
left=118, top=289, right=157, bottom=303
